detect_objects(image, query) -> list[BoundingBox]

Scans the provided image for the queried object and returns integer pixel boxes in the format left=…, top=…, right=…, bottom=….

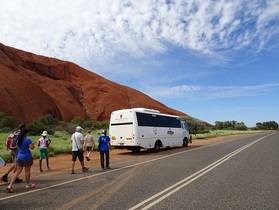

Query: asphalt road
left=0, top=132, right=278, bottom=210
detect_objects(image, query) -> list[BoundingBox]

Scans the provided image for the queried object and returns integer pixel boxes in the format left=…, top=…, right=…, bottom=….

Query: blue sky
left=1, top=0, right=279, bottom=127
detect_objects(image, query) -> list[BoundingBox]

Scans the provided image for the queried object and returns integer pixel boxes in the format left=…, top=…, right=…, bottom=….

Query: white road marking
left=129, top=134, right=274, bottom=210
left=0, top=133, right=273, bottom=202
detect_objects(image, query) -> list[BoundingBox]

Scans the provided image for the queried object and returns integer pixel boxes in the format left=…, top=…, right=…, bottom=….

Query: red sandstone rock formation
left=0, top=43, right=190, bottom=124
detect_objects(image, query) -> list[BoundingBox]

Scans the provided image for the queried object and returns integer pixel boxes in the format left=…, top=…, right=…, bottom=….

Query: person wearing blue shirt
left=98, top=129, right=111, bottom=169
left=7, top=128, right=35, bottom=193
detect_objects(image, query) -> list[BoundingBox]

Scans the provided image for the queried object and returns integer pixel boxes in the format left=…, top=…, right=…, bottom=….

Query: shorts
left=86, top=146, right=93, bottom=151
left=72, top=151, right=84, bottom=162
left=17, top=159, right=33, bottom=167
left=39, top=148, right=49, bottom=160
left=9, top=149, right=18, bottom=163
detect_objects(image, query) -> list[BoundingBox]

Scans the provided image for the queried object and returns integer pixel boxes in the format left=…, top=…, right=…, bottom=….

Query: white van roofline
left=115, top=108, right=160, bottom=113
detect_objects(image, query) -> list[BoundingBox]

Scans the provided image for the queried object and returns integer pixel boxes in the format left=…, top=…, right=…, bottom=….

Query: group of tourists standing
left=1, top=124, right=111, bottom=193
left=71, top=126, right=111, bottom=174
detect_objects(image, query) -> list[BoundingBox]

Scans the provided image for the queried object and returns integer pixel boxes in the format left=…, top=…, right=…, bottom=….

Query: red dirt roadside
left=0, top=137, right=223, bottom=185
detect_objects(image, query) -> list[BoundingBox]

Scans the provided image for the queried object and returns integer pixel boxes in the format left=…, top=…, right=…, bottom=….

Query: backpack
left=5, top=131, right=20, bottom=150
left=5, top=134, right=13, bottom=150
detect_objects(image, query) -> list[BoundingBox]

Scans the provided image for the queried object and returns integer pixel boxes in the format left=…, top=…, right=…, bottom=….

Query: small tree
left=235, top=122, right=248, bottom=131
left=181, top=116, right=207, bottom=134
left=71, top=117, right=85, bottom=127
left=255, top=121, right=278, bottom=130
left=28, top=121, right=49, bottom=135
left=215, top=121, right=224, bottom=130
left=39, top=114, right=59, bottom=127
left=0, top=112, right=18, bottom=131
left=82, top=120, right=95, bottom=130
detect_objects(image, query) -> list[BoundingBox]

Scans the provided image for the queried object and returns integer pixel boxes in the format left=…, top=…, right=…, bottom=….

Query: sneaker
left=82, top=167, right=89, bottom=172
left=15, top=178, right=23, bottom=183
left=7, top=186, right=13, bottom=193
left=25, top=183, right=36, bottom=189
left=106, top=166, right=110, bottom=169
left=86, top=157, right=90, bottom=161
left=71, top=170, right=75, bottom=175
left=1, top=175, right=8, bottom=182
left=38, top=169, right=43, bottom=173
left=46, top=167, right=51, bottom=171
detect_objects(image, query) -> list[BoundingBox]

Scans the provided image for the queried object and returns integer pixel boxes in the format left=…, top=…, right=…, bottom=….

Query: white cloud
left=0, top=0, right=278, bottom=73
left=148, top=83, right=279, bottom=101
left=0, top=0, right=278, bottom=127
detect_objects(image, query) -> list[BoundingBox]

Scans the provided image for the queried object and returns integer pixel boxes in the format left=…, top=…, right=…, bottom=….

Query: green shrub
left=27, top=121, right=50, bottom=135
left=39, top=114, right=59, bottom=127
left=0, top=112, right=18, bottom=131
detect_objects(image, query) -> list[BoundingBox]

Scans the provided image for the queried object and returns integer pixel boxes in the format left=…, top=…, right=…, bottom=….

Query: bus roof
left=111, top=108, right=180, bottom=118
left=112, top=108, right=160, bottom=114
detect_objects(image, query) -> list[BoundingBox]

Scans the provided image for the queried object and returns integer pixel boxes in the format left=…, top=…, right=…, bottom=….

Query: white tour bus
left=109, top=108, right=191, bottom=152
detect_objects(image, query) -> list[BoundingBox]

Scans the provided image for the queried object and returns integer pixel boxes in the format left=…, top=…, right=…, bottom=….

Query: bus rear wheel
left=153, top=141, right=161, bottom=152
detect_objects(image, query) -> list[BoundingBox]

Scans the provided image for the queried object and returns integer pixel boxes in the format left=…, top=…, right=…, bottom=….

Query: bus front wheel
left=182, top=138, right=188, bottom=147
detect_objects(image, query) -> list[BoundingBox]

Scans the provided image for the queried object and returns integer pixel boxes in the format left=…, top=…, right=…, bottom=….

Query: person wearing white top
left=70, top=126, right=89, bottom=174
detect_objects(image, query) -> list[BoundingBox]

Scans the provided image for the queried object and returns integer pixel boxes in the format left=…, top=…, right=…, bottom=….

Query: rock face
left=0, top=43, right=188, bottom=124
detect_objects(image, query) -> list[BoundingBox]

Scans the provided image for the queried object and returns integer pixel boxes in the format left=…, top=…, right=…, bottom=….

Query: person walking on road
left=7, top=128, right=35, bottom=193
left=98, top=129, right=111, bottom=170
left=70, top=126, right=89, bottom=174
left=1, top=123, right=26, bottom=183
left=84, top=130, right=95, bottom=161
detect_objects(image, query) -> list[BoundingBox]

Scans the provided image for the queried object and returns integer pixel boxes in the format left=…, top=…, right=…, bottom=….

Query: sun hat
left=41, top=131, right=48, bottom=136
left=76, top=126, right=83, bottom=132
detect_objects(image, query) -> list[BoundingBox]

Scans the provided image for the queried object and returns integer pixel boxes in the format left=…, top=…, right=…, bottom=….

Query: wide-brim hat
left=41, top=131, right=48, bottom=136
left=76, top=126, right=83, bottom=132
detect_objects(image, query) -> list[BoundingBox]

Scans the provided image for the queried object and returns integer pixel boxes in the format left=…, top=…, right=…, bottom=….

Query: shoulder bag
left=73, top=134, right=83, bottom=153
